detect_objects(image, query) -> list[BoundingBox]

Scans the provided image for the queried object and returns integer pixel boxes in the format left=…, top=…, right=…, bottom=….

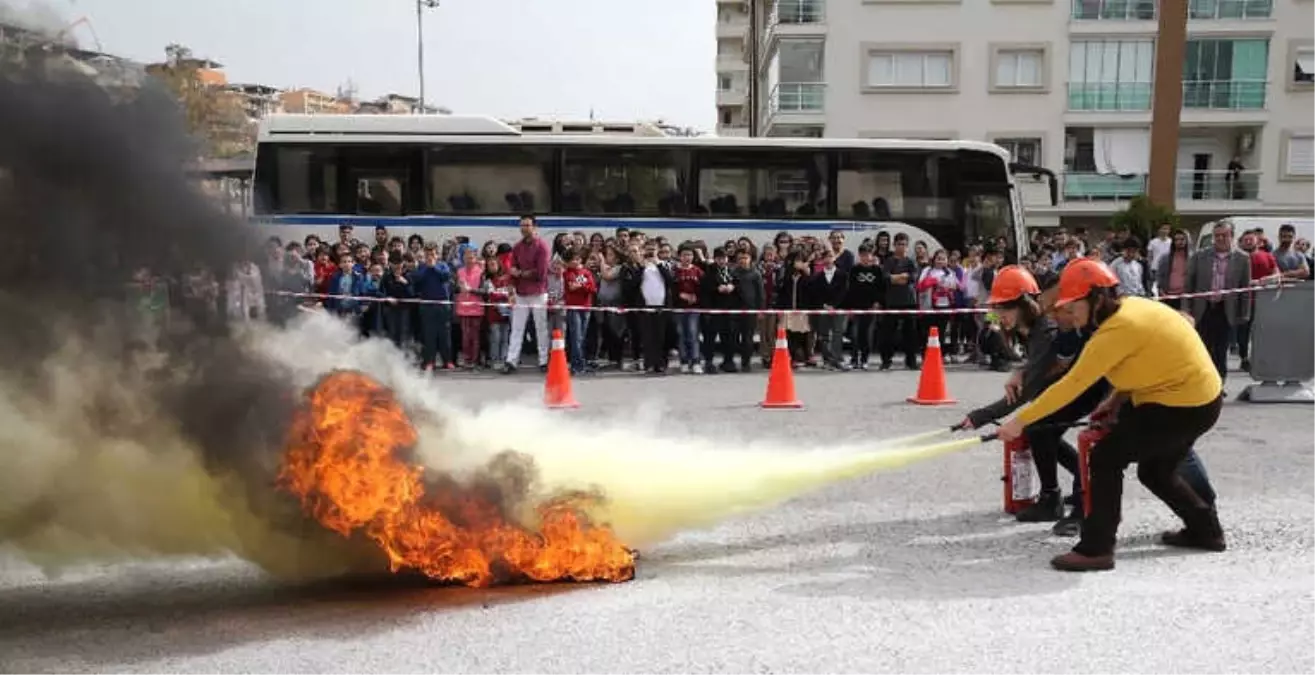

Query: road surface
left=2, top=364, right=1312, bottom=673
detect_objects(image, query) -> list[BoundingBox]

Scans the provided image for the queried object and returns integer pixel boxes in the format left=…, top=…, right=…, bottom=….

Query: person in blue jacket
left=412, top=243, right=454, bottom=371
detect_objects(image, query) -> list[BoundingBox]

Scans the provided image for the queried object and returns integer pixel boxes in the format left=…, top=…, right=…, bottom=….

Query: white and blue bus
left=252, top=114, right=1052, bottom=259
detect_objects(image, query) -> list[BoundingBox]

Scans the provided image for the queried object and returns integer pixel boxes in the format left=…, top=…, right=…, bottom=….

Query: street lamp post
left=416, top=0, right=440, bottom=114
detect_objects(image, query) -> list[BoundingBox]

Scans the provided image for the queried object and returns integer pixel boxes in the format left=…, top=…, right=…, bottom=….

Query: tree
left=1109, top=195, right=1179, bottom=243
left=151, top=44, right=251, bottom=159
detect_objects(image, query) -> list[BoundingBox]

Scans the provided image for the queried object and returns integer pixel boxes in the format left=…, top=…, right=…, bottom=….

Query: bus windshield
left=253, top=125, right=1023, bottom=258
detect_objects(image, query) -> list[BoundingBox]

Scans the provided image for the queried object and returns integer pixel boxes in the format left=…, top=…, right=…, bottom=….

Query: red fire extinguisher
left=1002, top=437, right=1038, bottom=514
left=1076, top=426, right=1108, bottom=516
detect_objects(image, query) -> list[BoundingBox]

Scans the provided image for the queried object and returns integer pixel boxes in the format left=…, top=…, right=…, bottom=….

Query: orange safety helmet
left=987, top=265, right=1041, bottom=305
left=1054, top=258, right=1120, bottom=307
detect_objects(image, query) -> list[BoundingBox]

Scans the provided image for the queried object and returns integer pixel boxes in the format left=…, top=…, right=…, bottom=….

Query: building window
left=994, top=49, right=1046, bottom=89
left=718, top=73, right=734, bottom=91
left=995, top=138, right=1042, bottom=165
left=1188, top=0, right=1272, bottom=19
left=1294, top=47, right=1314, bottom=85
left=721, top=109, right=734, bottom=125
left=1067, top=40, right=1154, bottom=110
left=1183, top=39, right=1269, bottom=110
left=1071, top=0, right=1156, bottom=20
left=1285, top=135, right=1314, bottom=178
left=866, top=51, right=954, bottom=89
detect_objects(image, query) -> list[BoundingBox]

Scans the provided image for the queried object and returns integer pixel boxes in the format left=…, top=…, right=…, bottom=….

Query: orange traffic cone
left=907, top=326, right=956, bottom=405
left=760, top=326, right=803, bottom=409
left=544, top=329, right=580, bottom=409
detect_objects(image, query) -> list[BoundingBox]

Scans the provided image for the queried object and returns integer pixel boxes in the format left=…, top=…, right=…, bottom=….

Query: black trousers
left=1197, top=303, right=1233, bottom=382
left=1075, top=396, right=1224, bottom=557
left=703, top=314, right=734, bottom=365
left=852, top=314, right=877, bottom=364
left=1027, top=380, right=1110, bottom=495
left=731, top=315, right=755, bottom=366
left=879, top=312, right=919, bottom=366
left=639, top=309, right=668, bottom=372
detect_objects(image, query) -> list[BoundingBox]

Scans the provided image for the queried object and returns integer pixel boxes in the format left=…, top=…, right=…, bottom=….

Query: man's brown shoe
left=1160, top=529, right=1226, bottom=552
left=1050, top=551, right=1115, bottom=572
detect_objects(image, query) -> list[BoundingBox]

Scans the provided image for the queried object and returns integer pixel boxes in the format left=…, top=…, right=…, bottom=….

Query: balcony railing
left=1188, top=0, right=1272, bottom=19
left=1177, top=169, right=1261, bottom=201
left=771, top=0, right=826, bottom=25
left=1060, top=170, right=1262, bottom=202
left=1062, top=172, right=1147, bottom=201
left=768, top=82, right=826, bottom=115
left=1182, top=80, right=1267, bottom=110
left=1066, top=82, right=1153, bottom=111
left=1071, top=0, right=1156, bottom=20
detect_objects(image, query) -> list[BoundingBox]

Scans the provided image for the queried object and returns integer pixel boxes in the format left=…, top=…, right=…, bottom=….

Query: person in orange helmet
left=997, top=258, right=1226, bottom=572
left=960, top=265, right=1106, bottom=529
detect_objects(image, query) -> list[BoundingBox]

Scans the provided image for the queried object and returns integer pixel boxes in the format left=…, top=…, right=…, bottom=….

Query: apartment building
left=714, top=0, right=1314, bottom=226
left=280, top=87, right=351, bottom=115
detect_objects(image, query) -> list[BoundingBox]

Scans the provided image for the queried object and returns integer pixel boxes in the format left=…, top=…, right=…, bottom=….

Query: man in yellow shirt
left=997, top=259, right=1225, bottom=572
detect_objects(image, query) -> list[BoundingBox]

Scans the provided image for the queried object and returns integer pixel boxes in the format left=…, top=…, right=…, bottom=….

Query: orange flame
left=277, top=370, right=635, bottom=587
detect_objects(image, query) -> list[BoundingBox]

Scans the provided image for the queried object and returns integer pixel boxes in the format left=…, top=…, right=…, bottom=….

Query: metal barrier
left=1238, top=282, right=1315, bottom=404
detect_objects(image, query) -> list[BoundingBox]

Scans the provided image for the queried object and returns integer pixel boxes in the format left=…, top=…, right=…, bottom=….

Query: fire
left=277, top=370, right=635, bottom=587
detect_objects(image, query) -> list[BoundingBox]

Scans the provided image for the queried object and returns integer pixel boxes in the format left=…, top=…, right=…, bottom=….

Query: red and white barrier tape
left=266, top=280, right=1299, bottom=316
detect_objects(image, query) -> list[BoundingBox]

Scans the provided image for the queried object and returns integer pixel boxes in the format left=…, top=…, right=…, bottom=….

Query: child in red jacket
left=561, top=248, right=598, bottom=374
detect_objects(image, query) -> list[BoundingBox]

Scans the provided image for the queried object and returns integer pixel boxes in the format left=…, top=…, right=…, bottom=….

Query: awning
left=1297, top=50, right=1314, bottom=82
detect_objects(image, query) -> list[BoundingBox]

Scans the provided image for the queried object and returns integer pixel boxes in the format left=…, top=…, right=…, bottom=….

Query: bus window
left=271, top=145, right=339, bottom=214
left=428, top=144, right=553, bottom=214
left=339, top=145, right=414, bottom=216
left=560, top=147, right=686, bottom=215
left=835, top=150, right=932, bottom=221
left=695, top=149, right=828, bottom=217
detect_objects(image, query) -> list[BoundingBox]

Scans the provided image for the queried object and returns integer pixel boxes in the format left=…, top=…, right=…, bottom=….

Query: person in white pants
left=506, top=293, right=549, bottom=369
left=503, top=215, right=553, bottom=373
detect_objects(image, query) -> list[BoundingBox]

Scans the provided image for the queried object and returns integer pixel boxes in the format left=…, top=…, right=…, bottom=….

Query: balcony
left=768, top=82, right=825, bottom=114
left=1071, top=0, right=1156, bottom=20
left=1178, top=169, right=1261, bottom=202
left=1059, top=170, right=1262, bottom=206
left=717, top=88, right=747, bottom=107
left=1188, top=0, right=1272, bottom=19
left=716, top=18, right=749, bottom=39
left=1062, top=172, right=1147, bottom=202
left=765, top=0, right=826, bottom=47
left=1067, top=82, right=1152, bottom=111
left=1182, top=80, right=1266, bottom=110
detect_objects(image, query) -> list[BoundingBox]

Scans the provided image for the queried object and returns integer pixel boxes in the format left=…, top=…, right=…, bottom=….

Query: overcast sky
left=8, top=0, right=716, bottom=129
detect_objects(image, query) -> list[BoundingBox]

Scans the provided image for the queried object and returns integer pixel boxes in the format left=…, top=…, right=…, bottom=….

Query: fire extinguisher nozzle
left=979, top=431, right=1000, bottom=443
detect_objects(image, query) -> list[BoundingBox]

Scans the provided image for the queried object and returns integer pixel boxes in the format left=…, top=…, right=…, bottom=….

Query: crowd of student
left=245, top=218, right=1023, bottom=376
left=126, top=217, right=1309, bottom=380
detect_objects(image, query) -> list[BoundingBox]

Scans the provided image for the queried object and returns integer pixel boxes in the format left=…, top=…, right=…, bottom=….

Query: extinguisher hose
left=950, top=419, right=1092, bottom=437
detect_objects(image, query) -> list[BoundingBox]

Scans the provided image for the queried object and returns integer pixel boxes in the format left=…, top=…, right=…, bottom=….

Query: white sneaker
left=680, top=364, right=692, bottom=374
left=692, top=362, right=705, bottom=374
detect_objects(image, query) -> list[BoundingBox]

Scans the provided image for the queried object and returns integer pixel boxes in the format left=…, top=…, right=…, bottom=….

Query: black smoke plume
left=0, top=45, right=384, bottom=578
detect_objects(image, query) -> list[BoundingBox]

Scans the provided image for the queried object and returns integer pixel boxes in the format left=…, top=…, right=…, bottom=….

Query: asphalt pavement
left=2, top=362, right=1312, bottom=674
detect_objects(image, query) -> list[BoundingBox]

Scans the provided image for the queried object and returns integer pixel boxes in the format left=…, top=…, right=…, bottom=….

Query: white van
left=1195, top=217, right=1315, bottom=250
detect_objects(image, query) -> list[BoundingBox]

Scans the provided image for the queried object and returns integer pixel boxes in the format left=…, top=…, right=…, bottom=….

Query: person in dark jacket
left=810, top=248, right=850, bottom=370
left=879, top=233, right=920, bottom=370
left=961, top=265, right=1095, bottom=528
left=701, top=247, right=739, bottom=373
left=845, top=244, right=888, bottom=369
left=381, top=252, right=416, bottom=352
left=621, top=242, right=675, bottom=374
left=732, top=249, right=765, bottom=370
left=774, top=251, right=814, bottom=365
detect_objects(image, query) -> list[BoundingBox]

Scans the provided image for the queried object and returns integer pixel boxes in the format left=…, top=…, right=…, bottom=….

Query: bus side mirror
left=1010, top=162, right=1059, bottom=207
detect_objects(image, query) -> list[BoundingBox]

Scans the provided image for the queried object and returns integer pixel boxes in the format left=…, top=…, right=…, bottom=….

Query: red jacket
left=672, top=263, right=703, bottom=307
left=561, top=265, right=597, bottom=308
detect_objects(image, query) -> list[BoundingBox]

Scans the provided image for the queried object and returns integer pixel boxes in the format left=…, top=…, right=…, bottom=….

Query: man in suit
left=1185, top=221, right=1252, bottom=385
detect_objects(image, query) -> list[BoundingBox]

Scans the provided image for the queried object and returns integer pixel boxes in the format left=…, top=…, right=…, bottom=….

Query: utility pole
left=747, top=0, right=760, bottom=137
left=416, top=0, right=440, bottom=114
left=1146, top=0, right=1189, bottom=209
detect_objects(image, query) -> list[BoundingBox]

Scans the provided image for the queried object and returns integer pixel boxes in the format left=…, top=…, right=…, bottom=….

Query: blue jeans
left=675, top=312, right=700, bottom=365
left=566, top=309, right=590, bottom=372
left=1178, top=448, right=1217, bottom=508
left=419, top=303, right=453, bottom=367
